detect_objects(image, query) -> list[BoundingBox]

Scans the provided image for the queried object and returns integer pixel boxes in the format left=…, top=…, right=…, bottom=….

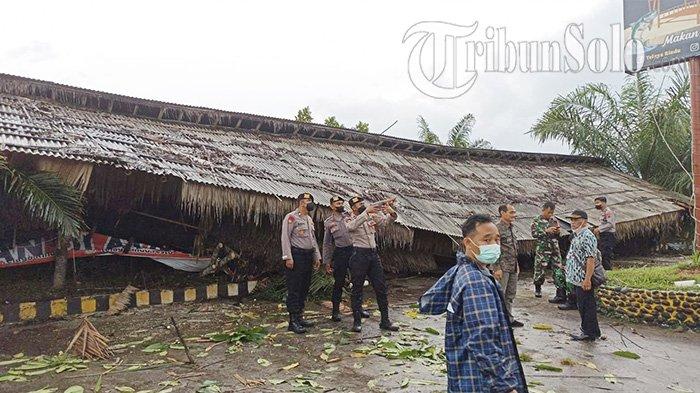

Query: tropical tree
left=447, top=114, right=493, bottom=149
left=418, top=114, right=492, bottom=148
left=324, top=116, right=344, bottom=128
left=529, top=67, right=691, bottom=196
left=295, top=106, right=313, bottom=123
left=355, top=121, right=370, bottom=133
left=0, top=155, right=85, bottom=288
left=295, top=107, right=369, bottom=132
left=417, top=116, right=442, bottom=144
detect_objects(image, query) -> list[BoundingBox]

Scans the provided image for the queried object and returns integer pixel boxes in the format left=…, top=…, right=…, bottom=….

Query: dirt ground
left=1, top=275, right=698, bottom=393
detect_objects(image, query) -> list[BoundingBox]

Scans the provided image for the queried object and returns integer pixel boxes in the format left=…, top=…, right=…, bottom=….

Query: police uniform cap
left=297, top=193, right=314, bottom=202
left=348, top=196, right=364, bottom=206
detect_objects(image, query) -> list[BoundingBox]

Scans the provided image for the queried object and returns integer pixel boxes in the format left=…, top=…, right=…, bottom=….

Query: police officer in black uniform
left=345, top=196, right=399, bottom=333
left=281, top=193, right=322, bottom=334
left=323, top=196, right=370, bottom=322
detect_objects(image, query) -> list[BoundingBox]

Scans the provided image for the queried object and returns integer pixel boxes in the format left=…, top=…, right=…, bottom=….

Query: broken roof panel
left=0, top=74, right=688, bottom=244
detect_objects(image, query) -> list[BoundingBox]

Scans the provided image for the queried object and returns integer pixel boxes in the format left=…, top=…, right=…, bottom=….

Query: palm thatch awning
left=0, top=74, right=688, bottom=252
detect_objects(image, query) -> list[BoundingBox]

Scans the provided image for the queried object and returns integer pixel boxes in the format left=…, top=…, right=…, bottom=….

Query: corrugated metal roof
left=0, top=84, right=687, bottom=243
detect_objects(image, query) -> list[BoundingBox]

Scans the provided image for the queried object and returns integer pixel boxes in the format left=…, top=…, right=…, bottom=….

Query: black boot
left=548, top=288, right=566, bottom=304
left=298, top=312, right=315, bottom=328
left=360, top=310, right=370, bottom=318
left=351, top=313, right=362, bottom=333
left=288, top=314, right=307, bottom=334
left=558, top=294, right=577, bottom=310
left=331, top=303, right=341, bottom=322
left=379, top=309, right=399, bottom=331
left=535, top=284, right=542, bottom=298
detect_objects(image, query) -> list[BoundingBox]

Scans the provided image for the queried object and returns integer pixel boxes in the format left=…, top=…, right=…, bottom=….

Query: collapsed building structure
left=0, top=74, right=689, bottom=276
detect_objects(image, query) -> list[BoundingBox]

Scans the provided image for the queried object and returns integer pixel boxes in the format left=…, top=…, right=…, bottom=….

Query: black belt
left=334, top=245, right=353, bottom=251
left=291, top=247, right=315, bottom=254
left=354, top=247, right=376, bottom=252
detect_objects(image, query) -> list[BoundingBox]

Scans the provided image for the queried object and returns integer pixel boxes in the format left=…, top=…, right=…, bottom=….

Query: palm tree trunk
left=52, top=235, right=69, bottom=289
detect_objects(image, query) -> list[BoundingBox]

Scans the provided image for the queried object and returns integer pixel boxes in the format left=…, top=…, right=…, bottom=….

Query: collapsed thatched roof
left=0, top=74, right=688, bottom=250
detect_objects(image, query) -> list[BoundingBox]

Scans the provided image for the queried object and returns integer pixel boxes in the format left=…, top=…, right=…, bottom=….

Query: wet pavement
left=0, top=276, right=698, bottom=393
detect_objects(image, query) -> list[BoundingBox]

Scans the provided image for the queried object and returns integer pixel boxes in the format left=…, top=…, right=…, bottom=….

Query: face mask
left=335, top=206, right=345, bottom=213
left=573, top=222, right=588, bottom=234
left=357, top=205, right=366, bottom=214
left=595, top=205, right=603, bottom=210
left=467, top=239, right=501, bottom=264
left=306, top=202, right=316, bottom=212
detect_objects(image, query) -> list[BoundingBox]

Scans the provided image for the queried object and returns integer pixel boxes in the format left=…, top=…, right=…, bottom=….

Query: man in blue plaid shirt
left=419, top=214, right=527, bottom=392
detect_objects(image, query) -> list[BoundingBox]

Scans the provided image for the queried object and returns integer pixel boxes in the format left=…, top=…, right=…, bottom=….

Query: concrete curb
left=0, top=280, right=258, bottom=325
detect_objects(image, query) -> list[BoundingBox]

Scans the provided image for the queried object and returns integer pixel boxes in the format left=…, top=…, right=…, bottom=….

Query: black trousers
left=331, top=246, right=354, bottom=306
left=285, top=247, right=314, bottom=315
left=575, top=286, right=601, bottom=338
left=349, top=248, right=388, bottom=317
left=599, top=232, right=616, bottom=270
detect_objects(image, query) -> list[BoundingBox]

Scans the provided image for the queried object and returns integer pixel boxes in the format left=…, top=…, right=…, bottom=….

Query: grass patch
left=606, top=258, right=700, bottom=292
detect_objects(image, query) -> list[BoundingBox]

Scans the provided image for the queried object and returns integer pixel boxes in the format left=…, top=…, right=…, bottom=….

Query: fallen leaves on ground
left=532, top=323, right=553, bottom=331
left=579, top=361, right=598, bottom=370
left=560, top=358, right=576, bottom=366
left=196, top=380, right=222, bottom=393
left=203, top=326, right=268, bottom=344
left=613, top=350, right=640, bottom=360
left=533, top=363, right=563, bottom=372
left=667, top=383, right=694, bottom=392
left=257, top=358, right=271, bottom=367
left=519, top=353, right=533, bottom=362
left=0, top=353, right=87, bottom=383
left=353, top=334, right=445, bottom=367
left=281, top=362, right=300, bottom=371
left=403, top=309, right=426, bottom=319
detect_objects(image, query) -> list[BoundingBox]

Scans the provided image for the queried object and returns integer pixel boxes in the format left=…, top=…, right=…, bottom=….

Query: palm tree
left=529, top=67, right=691, bottom=196
left=418, top=114, right=492, bottom=148
left=0, top=155, right=85, bottom=288
left=417, top=115, right=442, bottom=145
left=447, top=114, right=493, bottom=149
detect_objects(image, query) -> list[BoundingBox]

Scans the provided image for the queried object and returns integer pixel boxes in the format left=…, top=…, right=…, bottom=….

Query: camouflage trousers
left=533, top=258, right=567, bottom=290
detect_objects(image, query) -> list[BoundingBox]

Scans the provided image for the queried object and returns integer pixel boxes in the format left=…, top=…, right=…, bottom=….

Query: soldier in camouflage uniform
left=531, top=201, right=566, bottom=300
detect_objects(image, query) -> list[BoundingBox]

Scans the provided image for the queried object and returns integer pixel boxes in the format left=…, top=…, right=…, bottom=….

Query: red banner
left=0, top=233, right=207, bottom=271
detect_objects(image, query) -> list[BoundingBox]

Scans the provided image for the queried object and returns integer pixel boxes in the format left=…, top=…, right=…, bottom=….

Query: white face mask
left=467, top=239, right=501, bottom=264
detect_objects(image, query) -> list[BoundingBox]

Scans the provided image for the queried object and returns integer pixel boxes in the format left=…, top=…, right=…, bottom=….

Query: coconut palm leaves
left=0, top=155, right=85, bottom=237
left=446, top=114, right=493, bottom=149
left=529, top=67, right=691, bottom=195
left=417, top=115, right=442, bottom=145
left=418, top=114, right=491, bottom=148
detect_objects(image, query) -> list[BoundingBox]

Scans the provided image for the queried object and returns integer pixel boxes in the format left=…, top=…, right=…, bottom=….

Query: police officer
left=322, top=196, right=370, bottom=322
left=345, top=196, right=399, bottom=333
left=281, top=192, right=322, bottom=334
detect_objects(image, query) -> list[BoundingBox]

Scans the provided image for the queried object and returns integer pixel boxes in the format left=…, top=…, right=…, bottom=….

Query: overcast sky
left=0, top=1, right=681, bottom=154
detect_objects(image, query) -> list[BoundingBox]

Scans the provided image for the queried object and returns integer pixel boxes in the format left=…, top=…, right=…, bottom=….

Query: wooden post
left=691, top=58, right=700, bottom=250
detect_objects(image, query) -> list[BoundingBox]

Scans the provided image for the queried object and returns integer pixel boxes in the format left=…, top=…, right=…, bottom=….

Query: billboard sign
left=624, top=0, right=700, bottom=72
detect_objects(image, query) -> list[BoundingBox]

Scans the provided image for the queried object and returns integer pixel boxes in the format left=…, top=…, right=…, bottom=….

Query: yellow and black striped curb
left=0, top=280, right=257, bottom=325
left=598, top=286, right=700, bottom=328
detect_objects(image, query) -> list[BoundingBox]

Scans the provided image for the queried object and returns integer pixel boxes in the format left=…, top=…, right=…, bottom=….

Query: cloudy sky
left=0, top=1, right=680, bottom=154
